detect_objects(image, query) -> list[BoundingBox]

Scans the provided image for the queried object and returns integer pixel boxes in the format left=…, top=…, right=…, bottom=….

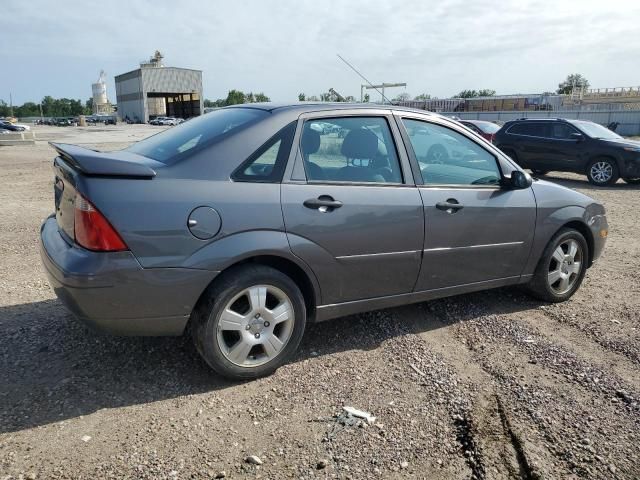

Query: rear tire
left=526, top=228, right=588, bottom=303
left=622, top=177, right=640, bottom=185
left=191, top=265, right=307, bottom=379
left=587, top=157, right=619, bottom=186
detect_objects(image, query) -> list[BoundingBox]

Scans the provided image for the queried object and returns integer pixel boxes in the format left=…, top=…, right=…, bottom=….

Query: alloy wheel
left=590, top=161, right=613, bottom=183
left=547, top=239, right=583, bottom=295
left=216, top=285, right=295, bottom=367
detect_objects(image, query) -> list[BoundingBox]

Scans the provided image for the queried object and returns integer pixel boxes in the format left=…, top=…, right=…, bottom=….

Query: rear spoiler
left=49, top=142, right=157, bottom=178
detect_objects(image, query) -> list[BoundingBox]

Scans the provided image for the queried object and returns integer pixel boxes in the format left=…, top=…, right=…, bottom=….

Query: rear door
left=281, top=111, right=424, bottom=305
left=506, top=121, right=550, bottom=169
left=397, top=115, right=536, bottom=291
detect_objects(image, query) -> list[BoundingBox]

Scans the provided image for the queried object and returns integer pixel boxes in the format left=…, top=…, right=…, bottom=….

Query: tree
left=225, top=89, right=246, bottom=105
left=363, top=93, right=370, bottom=103
left=455, top=89, right=495, bottom=98
left=253, top=93, right=270, bottom=102
left=298, top=93, right=306, bottom=101
left=393, top=92, right=412, bottom=102
left=557, top=74, right=590, bottom=94
left=414, top=93, right=431, bottom=101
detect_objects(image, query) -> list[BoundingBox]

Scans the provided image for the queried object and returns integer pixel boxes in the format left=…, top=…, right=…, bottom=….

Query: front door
left=398, top=116, right=537, bottom=291
left=281, top=114, right=424, bottom=304
left=538, top=122, right=587, bottom=172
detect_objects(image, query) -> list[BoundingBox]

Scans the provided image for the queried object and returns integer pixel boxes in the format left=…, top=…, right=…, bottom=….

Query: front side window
left=550, top=123, right=578, bottom=139
left=402, top=119, right=502, bottom=186
left=300, top=117, right=403, bottom=184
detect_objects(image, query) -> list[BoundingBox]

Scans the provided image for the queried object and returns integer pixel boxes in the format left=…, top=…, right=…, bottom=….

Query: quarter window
left=300, top=117, right=403, bottom=184
left=402, top=119, right=502, bottom=186
left=232, top=122, right=296, bottom=182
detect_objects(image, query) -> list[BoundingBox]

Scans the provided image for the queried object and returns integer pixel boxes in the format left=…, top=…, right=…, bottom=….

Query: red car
left=460, top=120, right=500, bottom=143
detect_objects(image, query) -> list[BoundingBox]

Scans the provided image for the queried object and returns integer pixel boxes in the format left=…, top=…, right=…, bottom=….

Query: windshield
left=127, top=108, right=268, bottom=164
left=572, top=120, right=622, bottom=140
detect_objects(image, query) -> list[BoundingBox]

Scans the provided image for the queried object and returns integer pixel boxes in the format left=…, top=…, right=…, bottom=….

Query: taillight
left=74, top=194, right=127, bottom=252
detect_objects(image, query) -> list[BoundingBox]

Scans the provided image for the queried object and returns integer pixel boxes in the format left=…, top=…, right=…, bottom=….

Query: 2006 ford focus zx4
left=40, top=103, right=608, bottom=379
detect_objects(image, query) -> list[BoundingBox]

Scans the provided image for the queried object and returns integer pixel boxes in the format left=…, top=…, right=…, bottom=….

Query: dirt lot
left=1, top=125, right=639, bottom=479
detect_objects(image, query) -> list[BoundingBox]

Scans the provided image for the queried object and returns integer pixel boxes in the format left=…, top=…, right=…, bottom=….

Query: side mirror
left=508, top=170, right=533, bottom=189
left=570, top=132, right=584, bottom=142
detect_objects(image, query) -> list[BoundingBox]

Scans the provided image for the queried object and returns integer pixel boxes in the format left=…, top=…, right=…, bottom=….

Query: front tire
left=191, top=265, right=307, bottom=379
left=526, top=228, right=588, bottom=303
left=587, top=157, right=619, bottom=186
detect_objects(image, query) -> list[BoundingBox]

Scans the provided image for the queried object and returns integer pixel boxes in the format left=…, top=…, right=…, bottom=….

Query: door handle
left=303, top=196, right=343, bottom=212
left=436, top=200, right=464, bottom=213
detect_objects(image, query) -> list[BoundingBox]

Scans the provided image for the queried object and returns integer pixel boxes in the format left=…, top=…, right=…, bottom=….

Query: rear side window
left=507, top=122, right=547, bottom=137
left=232, top=122, right=296, bottom=183
left=300, top=117, right=403, bottom=184
left=126, top=108, right=268, bottom=164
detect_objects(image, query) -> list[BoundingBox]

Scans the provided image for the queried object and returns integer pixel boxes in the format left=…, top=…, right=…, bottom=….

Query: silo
left=91, top=70, right=114, bottom=115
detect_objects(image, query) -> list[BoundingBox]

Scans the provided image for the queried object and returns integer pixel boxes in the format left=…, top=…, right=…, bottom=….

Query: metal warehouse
left=115, top=51, right=203, bottom=123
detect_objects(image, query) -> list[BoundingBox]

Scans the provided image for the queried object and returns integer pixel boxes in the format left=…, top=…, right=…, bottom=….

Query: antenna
left=336, top=54, right=390, bottom=104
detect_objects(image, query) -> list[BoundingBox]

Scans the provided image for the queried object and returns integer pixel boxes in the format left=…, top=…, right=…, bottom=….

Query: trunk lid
left=51, top=143, right=159, bottom=243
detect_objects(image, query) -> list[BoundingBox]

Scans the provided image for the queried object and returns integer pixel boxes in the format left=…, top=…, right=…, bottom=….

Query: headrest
left=341, top=128, right=378, bottom=159
left=301, top=127, right=320, bottom=155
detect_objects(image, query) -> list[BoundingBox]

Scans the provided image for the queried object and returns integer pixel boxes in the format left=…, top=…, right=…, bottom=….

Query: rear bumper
left=39, top=216, right=218, bottom=336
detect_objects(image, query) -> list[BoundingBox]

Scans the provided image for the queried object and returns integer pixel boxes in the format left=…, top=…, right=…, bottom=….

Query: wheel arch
left=555, top=220, right=595, bottom=268
left=188, top=253, right=320, bottom=332
left=585, top=154, right=621, bottom=173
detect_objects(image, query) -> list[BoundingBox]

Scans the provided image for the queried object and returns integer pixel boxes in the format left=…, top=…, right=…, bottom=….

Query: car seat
left=338, top=128, right=386, bottom=182
left=301, top=127, right=325, bottom=180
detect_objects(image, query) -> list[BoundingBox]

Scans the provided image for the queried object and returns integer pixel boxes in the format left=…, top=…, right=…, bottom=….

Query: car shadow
left=0, top=288, right=542, bottom=434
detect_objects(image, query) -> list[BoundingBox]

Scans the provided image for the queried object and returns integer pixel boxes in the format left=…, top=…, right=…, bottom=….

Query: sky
left=2, top=0, right=640, bottom=105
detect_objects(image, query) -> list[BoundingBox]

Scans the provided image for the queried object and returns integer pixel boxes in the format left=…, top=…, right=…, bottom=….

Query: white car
left=0, top=120, right=31, bottom=131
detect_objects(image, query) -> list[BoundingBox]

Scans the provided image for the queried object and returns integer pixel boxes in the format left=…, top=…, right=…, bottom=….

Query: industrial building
left=115, top=51, right=203, bottom=123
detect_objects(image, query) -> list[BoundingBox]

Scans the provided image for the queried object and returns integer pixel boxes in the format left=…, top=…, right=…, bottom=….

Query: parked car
left=459, top=120, right=500, bottom=143
left=149, top=116, right=176, bottom=126
left=40, top=104, right=608, bottom=379
left=0, top=120, right=26, bottom=132
left=494, top=118, right=640, bottom=185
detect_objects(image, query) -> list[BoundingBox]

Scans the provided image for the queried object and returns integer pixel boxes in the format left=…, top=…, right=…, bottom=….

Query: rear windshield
left=127, top=108, right=268, bottom=164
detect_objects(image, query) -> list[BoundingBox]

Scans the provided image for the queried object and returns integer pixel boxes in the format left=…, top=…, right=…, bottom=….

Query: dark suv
left=494, top=118, right=640, bottom=185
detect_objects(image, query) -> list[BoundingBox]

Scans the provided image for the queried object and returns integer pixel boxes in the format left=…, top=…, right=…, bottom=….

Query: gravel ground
left=1, top=125, right=639, bottom=479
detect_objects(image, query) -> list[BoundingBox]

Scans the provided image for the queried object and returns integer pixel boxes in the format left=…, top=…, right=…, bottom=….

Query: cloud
left=1, top=0, right=639, bottom=104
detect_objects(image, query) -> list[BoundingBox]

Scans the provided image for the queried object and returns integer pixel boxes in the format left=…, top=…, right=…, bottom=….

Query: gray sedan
left=40, top=103, right=608, bottom=379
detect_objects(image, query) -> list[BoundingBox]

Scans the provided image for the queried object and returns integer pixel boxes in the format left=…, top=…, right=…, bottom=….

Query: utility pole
left=9, top=93, right=13, bottom=117
left=361, top=83, right=407, bottom=103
